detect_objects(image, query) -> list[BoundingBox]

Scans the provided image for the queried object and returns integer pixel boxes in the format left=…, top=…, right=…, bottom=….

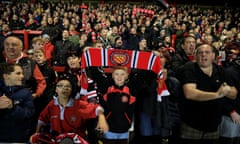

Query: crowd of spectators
left=0, top=1, right=239, bottom=52
left=0, top=0, right=240, bottom=144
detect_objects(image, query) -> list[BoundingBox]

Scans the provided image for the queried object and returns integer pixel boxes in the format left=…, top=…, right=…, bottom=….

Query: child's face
left=112, top=69, right=128, bottom=86
left=33, top=52, right=46, bottom=64
left=32, top=41, right=44, bottom=50
left=4, top=65, right=24, bottom=86
left=56, top=80, right=72, bottom=98
left=67, top=55, right=80, bottom=69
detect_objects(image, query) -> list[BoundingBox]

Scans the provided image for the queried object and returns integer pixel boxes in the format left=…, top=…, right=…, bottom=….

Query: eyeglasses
left=56, top=84, right=72, bottom=89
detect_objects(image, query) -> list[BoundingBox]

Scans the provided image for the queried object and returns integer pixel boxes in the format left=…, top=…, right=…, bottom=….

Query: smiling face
left=3, top=65, right=24, bottom=86
left=112, top=67, right=129, bottom=86
left=4, top=36, right=23, bottom=59
left=66, top=55, right=80, bottom=69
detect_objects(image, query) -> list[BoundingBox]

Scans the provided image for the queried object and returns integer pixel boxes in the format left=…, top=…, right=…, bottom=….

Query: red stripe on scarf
left=81, top=48, right=169, bottom=101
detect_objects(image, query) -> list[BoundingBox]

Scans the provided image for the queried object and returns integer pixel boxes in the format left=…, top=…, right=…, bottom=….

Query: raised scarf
left=81, top=48, right=170, bottom=101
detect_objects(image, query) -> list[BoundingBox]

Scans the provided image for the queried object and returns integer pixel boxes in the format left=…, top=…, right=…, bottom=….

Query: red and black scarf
left=81, top=48, right=170, bottom=101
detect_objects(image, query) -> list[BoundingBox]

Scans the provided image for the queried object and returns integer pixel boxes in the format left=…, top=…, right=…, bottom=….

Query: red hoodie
left=43, top=41, right=54, bottom=66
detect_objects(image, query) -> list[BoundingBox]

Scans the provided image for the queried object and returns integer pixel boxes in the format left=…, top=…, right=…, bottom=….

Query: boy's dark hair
left=0, top=63, right=21, bottom=80
left=65, top=49, right=81, bottom=71
left=56, top=73, right=77, bottom=97
left=65, top=49, right=79, bottom=59
left=65, top=48, right=82, bottom=60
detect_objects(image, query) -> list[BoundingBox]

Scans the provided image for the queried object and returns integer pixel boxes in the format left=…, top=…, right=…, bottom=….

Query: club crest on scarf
left=81, top=48, right=170, bottom=101
left=110, top=51, right=130, bottom=66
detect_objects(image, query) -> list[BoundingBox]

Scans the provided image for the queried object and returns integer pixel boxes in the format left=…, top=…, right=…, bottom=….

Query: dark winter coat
left=0, top=85, right=35, bottom=142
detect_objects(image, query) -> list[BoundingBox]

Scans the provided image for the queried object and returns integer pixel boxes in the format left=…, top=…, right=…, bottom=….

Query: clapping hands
left=0, top=94, right=13, bottom=109
left=217, top=82, right=231, bottom=98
